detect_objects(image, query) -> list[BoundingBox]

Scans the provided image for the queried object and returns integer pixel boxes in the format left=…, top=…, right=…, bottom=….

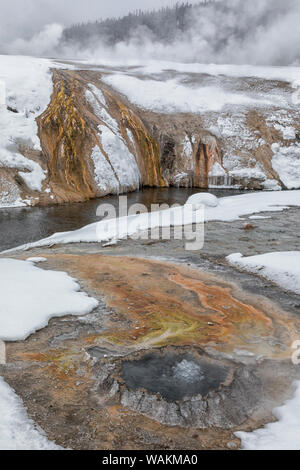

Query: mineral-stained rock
left=2, top=249, right=300, bottom=449
left=1, top=63, right=300, bottom=208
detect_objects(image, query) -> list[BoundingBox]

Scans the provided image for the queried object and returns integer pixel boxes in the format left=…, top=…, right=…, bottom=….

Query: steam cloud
left=1, top=0, right=300, bottom=65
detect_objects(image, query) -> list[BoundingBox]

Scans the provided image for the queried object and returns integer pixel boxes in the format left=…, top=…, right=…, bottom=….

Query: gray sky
left=0, top=0, right=201, bottom=42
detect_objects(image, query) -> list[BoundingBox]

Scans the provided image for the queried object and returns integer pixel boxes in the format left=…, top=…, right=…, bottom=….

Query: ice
left=185, top=193, right=219, bottom=209
left=91, top=145, right=119, bottom=195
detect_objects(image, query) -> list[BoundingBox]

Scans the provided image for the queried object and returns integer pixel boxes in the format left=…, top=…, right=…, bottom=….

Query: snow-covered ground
left=236, top=381, right=300, bottom=450
left=86, top=84, right=141, bottom=194
left=103, top=74, right=274, bottom=114
left=0, top=257, right=98, bottom=449
left=227, top=251, right=300, bottom=295
left=0, top=378, right=61, bottom=450
left=0, top=55, right=57, bottom=205
left=5, top=191, right=300, bottom=251
left=0, top=258, right=98, bottom=340
left=100, top=61, right=300, bottom=114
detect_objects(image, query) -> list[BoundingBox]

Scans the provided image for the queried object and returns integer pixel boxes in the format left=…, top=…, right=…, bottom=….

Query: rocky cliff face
left=1, top=60, right=300, bottom=207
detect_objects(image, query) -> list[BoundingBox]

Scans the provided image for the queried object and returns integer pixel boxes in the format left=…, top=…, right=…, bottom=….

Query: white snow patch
left=85, top=87, right=119, bottom=134
left=236, top=381, right=300, bottom=450
left=0, top=377, right=61, bottom=450
left=272, top=143, right=300, bottom=189
left=182, top=135, right=193, bottom=159
left=274, top=124, right=296, bottom=140
left=26, top=257, right=47, bottom=263
left=99, top=125, right=140, bottom=190
left=91, top=145, right=119, bottom=194
left=0, top=258, right=98, bottom=341
left=262, top=179, right=282, bottom=191
left=229, top=163, right=266, bottom=181
left=0, top=55, right=54, bottom=193
left=209, top=162, right=226, bottom=178
left=227, top=252, right=300, bottom=295
left=103, top=75, right=273, bottom=114
left=134, top=61, right=300, bottom=86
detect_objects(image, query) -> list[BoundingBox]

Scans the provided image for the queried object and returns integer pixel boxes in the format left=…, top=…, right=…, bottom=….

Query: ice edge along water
left=0, top=258, right=98, bottom=450
left=5, top=190, right=300, bottom=253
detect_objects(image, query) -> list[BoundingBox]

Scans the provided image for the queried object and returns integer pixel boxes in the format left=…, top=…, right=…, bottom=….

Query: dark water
left=121, top=351, right=229, bottom=402
left=0, top=187, right=248, bottom=252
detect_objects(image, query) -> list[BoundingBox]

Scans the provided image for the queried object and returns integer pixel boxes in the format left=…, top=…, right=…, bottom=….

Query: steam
left=1, top=0, right=300, bottom=66
left=5, top=24, right=64, bottom=56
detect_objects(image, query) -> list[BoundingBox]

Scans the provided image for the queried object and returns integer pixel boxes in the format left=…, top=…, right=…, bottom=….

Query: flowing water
left=0, top=188, right=248, bottom=252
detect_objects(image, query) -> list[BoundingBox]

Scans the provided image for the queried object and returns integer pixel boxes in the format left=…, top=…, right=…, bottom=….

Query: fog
left=1, top=0, right=300, bottom=65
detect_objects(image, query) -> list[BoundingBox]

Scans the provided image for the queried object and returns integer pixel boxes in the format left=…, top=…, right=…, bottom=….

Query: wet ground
left=0, top=187, right=248, bottom=252
left=1, top=188, right=300, bottom=449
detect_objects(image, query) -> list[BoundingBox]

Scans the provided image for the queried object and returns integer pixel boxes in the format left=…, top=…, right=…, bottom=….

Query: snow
left=236, top=381, right=300, bottom=450
left=99, top=125, right=141, bottom=190
left=182, top=135, right=193, bottom=159
left=227, top=252, right=300, bottom=295
left=85, top=85, right=120, bottom=134
left=272, top=143, right=300, bottom=189
left=81, top=60, right=300, bottom=86
left=209, top=162, right=226, bottom=178
left=0, top=258, right=98, bottom=341
left=7, top=191, right=300, bottom=252
left=173, top=360, right=203, bottom=382
left=132, top=61, right=300, bottom=87
left=0, top=55, right=54, bottom=196
left=102, top=75, right=273, bottom=114
left=229, top=164, right=266, bottom=181
left=0, top=377, right=61, bottom=450
left=0, top=257, right=98, bottom=449
left=185, top=193, right=219, bottom=209
left=91, top=145, right=119, bottom=195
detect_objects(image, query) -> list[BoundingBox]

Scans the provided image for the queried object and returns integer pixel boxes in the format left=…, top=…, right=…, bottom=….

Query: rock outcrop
left=1, top=60, right=300, bottom=207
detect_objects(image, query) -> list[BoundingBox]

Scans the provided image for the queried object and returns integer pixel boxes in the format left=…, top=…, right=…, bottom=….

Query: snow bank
left=236, top=381, right=300, bottom=450
left=0, top=257, right=98, bottom=449
left=0, top=258, right=98, bottom=341
left=0, top=378, right=60, bottom=450
left=6, top=191, right=300, bottom=252
left=272, top=143, right=300, bottom=190
left=227, top=252, right=300, bottom=295
left=102, top=75, right=273, bottom=114
left=185, top=193, right=219, bottom=209
left=0, top=55, right=54, bottom=197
